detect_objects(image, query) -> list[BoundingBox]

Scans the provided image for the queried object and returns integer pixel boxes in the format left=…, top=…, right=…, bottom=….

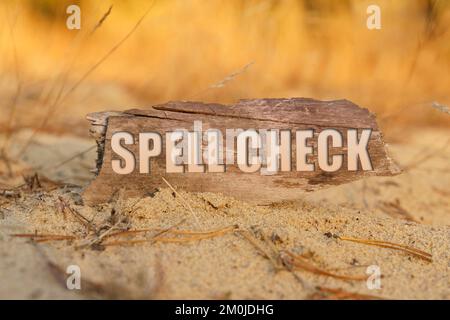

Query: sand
left=0, top=128, right=449, bottom=300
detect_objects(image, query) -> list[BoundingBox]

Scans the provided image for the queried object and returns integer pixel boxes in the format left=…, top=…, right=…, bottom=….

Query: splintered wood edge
left=86, top=111, right=130, bottom=175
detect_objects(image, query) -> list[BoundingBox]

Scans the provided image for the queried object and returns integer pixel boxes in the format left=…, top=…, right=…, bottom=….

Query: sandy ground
left=0, top=127, right=449, bottom=300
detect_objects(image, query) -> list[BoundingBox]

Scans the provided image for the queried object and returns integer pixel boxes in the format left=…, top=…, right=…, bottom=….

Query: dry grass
left=432, top=102, right=450, bottom=115
left=337, top=235, right=433, bottom=262
left=57, top=195, right=96, bottom=233
left=281, top=251, right=368, bottom=281
left=161, top=176, right=202, bottom=228
left=16, top=1, right=155, bottom=156
left=10, top=189, right=236, bottom=249
left=11, top=233, right=77, bottom=242
left=4, top=184, right=446, bottom=299
left=235, top=227, right=369, bottom=291
left=32, top=242, right=164, bottom=299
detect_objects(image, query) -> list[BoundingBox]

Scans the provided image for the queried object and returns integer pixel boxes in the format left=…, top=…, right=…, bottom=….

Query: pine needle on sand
left=337, top=235, right=432, bottom=262
left=103, top=224, right=236, bottom=247
left=311, top=286, right=384, bottom=300
left=161, top=176, right=202, bottom=229
left=281, top=251, right=367, bottom=282
left=11, top=233, right=77, bottom=242
left=18, top=1, right=155, bottom=156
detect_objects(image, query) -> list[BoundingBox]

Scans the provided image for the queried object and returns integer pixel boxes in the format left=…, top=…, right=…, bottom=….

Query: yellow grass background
left=1, top=0, right=449, bottom=136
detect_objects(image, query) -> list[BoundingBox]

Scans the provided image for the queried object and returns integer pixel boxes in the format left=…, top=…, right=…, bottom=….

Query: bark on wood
left=83, top=98, right=400, bottom=205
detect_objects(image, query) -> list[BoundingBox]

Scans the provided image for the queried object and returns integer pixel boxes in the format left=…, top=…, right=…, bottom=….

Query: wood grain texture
left=83, top=98, right=400, bottom=205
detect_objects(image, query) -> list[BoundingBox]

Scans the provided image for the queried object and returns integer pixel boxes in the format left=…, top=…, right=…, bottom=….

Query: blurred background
left=0, top=0, right=449, bottom=186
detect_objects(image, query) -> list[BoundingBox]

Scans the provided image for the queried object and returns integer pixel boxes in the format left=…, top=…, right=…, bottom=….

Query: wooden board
left=83, top=98, right=400, bottom=205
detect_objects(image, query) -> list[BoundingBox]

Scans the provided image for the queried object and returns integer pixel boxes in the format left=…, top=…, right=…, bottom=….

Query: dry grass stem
left=18, top=1, right=155, bottom=156
left=79, top=221, right=122, bottom=248
left=312, top=286, right=384, bottom=300
left=38, top=145, right=96, bottom=171
left=104, top=224, right=235, bottom=246
left=60, top=1, right=155, bottom=104
left=152, top=226, right=235, bottom=243
left=161, top=176, right=202, bottom=228
left=107, top=221, right=245, bottom=240
left=281, top=251, right=367, bottom=281
left=1, top=7, right=22, bottom=154
left=209, top=62, right=254, bottom=89
left=403, top=139, right=450, bottom=172
left=235, top=229, right=282, bottom=270
left=378, top=200, right=417, bottom=222
left=90, top=5, right=113, bottom=35
left=432, top=102, right=450, bottom=115
left=11, top=233, right=77, bottom=242
left=192, top=61, right=254, bottom=98
left=338, top=236, right=432, bottom=262
left=141, top=218, right=187, bottom=239
left=57, top=196, right=96, bottom=232
left=235, top=228, right=312, bottom=289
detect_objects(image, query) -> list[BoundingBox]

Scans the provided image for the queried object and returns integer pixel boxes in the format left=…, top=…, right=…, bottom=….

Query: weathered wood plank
left=83, top=98, right=400, bottom=205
